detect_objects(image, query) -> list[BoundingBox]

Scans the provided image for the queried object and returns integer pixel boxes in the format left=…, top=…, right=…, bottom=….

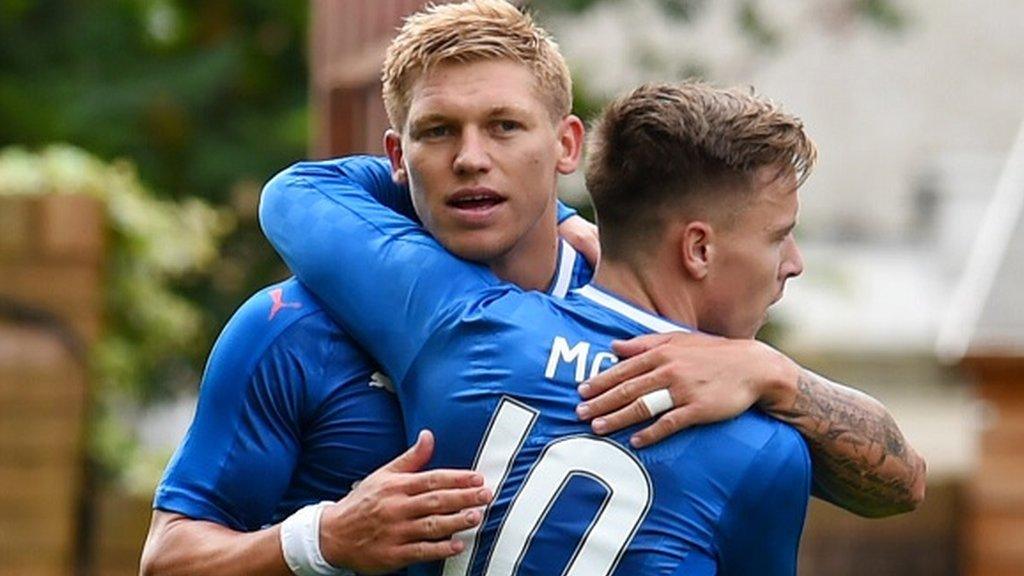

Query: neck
left=489, top=203, right=560, bottom=291
left=592, top=255, right=700, bottom=328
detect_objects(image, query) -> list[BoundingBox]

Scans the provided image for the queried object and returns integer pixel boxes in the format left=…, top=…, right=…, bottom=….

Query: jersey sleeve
left=299, top=155, right=419, bottom=222
left=153, top=294, right=311, bottom=530
left=715, top=425, right=811, bottom=576
left=293, top=155, right=578, bottom=229
left=258, top=158, right=502, bottom=383
left=556, top=200, right=577, bottom=223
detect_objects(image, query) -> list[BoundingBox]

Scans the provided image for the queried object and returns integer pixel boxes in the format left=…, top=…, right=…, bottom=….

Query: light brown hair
left=381, top=0, right=572, bottom=129
left=585, top=81, right=817, bottom=258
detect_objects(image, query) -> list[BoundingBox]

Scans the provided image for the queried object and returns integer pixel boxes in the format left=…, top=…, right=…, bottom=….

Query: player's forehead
left=405, top=59, right=552, bottom=123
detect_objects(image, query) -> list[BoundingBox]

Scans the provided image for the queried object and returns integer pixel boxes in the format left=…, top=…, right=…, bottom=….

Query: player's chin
left=749, top=310, right=772, bottom=338
left=440, top=229, right=514, bottom=263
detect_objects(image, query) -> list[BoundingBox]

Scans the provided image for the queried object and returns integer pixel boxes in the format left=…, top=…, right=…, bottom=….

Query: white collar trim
left=548, top=238, right=577, bottom=299
left=573, top=284, right=692, bottom=334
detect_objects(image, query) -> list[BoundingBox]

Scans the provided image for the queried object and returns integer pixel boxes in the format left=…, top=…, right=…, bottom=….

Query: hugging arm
left=764, top=366, right=926, bottom=517
left=577, top=333, right=926, bottom=517
left=259, top=158, right=501, bottom=380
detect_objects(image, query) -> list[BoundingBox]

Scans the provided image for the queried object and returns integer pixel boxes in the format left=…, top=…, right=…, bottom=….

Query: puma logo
left=268, top=287, right=302, bottom=320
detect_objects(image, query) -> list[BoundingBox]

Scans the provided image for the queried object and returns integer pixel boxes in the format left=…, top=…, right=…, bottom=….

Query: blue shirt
left=154, top=156, right=590, bottom=533
left=154, top=279, right=407, bottom=530
left=260, top=158, right=811, bottom=575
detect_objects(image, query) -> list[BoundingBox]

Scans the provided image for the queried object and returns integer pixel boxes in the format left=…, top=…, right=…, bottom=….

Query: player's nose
left=781, top=236, right=804, bottom=279
left=453, top=128, right=492, bottom=175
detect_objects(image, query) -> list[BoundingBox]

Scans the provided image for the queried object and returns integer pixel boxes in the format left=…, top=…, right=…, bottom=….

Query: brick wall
left=309, top=0, right=456, bottom=157
left=962, top=358, right=1024, bottom=576
left=799, top=482, right=962, bottom=575
left=0, top=194, right=104, bottom=576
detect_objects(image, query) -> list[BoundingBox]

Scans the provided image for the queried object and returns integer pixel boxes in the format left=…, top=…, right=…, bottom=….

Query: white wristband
left=280, top=501, right=352, bottom=576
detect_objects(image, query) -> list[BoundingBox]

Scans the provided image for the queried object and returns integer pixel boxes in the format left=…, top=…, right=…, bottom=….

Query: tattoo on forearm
left=771, top=371, right=925, bottom=516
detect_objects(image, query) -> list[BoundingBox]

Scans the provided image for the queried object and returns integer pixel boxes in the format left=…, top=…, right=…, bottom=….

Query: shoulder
left=647, top=410, right=809, bottom=491
left=715, top=411, right=811, bottom=496
left=719, top=410, right=807, bottom=453
left=452, top=288, right=566, bottom=331
left=280, top=155, right=392, bottom=183
left=210, top=279, right=323, bottom=360
left=203, top=279, right=366, bottom=391
left=200, top=277, right=379, bottom=421
left=712, top=410, right=810, bottom=480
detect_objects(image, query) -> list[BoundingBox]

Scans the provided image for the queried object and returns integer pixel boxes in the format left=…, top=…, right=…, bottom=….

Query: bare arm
left=760, top=366, right=927, bottom=517
left=140, top=431, right=490, bottom=576
left=139, top=511, right=289, bottom=576
left=575, top=332, right=926, bottom=518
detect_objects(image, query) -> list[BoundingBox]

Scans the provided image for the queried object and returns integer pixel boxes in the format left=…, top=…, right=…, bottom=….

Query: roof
left=936, top=120, right=1024, bottom=360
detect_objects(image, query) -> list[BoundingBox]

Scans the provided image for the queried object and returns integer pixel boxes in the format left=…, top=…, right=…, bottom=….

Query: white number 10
left=443, top=397, right=652, bottom=576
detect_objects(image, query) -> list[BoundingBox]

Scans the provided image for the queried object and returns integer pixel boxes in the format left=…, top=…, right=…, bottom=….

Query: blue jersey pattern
left=260, top=160, right=811, bottom=575
left=155, top=155, right=589, bottom=540
left=154, top=279, right=407, bottom=530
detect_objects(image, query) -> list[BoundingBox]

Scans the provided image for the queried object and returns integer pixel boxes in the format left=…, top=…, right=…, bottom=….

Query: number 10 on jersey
left=443, top=397, right=653, bottom=576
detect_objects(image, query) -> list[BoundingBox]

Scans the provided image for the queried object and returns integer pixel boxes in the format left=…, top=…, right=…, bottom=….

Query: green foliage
left=856, top=0, right=908, bottom=31
left=0, top=0, right=309, bottom=367
left=531, top=0, right=706, bottom=21
left=0, top=144, right=232, bottom=480
left=737, top=1, right=781, bottom=49
left=0, top=0, right=910, bottom=484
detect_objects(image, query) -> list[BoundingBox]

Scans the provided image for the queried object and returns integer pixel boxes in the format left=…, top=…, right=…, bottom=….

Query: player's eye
left=493, top=120, right=522, bottom=134
left=418, top=125, right=452, bottom=139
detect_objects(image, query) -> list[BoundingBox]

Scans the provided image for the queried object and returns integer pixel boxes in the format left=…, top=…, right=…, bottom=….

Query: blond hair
left=585, top=81, right=818, bottom=257
left=382, top=0, right=572, bottom=129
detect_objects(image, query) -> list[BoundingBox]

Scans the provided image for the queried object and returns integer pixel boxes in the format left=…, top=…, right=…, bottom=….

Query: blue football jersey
left=155, top=155, right=589, bottom=536
left=154, top=279, right=408, bottom=530
left=261, top=161, right=811, bottom=575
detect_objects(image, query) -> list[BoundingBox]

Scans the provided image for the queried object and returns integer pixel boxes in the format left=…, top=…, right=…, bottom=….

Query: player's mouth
left=446, top=187, right=507, bottom=224
left=770, top=285, right=787, bottom=305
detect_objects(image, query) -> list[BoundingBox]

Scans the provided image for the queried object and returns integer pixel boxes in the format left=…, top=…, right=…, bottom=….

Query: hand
left=557, top=215, right=600, bottom=267
left=318, top=430, right=492, bottom=574
left=576, top=333, right=795, bottom=448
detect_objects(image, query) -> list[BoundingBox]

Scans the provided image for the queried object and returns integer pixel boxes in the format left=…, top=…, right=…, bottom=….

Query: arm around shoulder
left=757, top=349, right=927, bottom=517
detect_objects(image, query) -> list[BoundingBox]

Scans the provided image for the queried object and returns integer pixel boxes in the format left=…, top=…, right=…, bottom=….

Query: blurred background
left=1, top=0, right=1022, bottom=574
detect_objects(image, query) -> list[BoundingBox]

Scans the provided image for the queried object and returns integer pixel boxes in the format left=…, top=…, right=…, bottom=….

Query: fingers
left=588, top=389, right=669, bottom=435
left=401, top=507, right=485, bottom=542
left=405, top=486, right=492, bottom=518
left=393, top=538, right=467, bottom=566
left=611, top=331, right=721, bottom=359
left=578, top=349, right=660, bottom=401
left=579, top=333, right=710, bottom=401
left=577, top=223, right=601, bottom=266
left=403, top=468, right=485, bottom=496
left=558, top=215, right=601, bottom=266
left=629, top=406, right=703, bottom=448
left=609, top=333, right=675, bottom=358
left=384, top=429, right=435, bottom=473
left=578, top=367, right=668, bottom=421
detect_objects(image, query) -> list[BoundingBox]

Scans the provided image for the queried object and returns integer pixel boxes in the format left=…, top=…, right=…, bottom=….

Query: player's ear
left=384, top=129, right=408, bottom=185
left=555, top=114, right=585, bottom=175
left=679, top=221, right=713, bottom=281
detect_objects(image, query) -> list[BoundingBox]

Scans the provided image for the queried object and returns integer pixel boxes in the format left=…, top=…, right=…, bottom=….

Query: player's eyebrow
left=408, top=113, right=450, bottom=128
left=487, top=105, right=529, bottom=117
